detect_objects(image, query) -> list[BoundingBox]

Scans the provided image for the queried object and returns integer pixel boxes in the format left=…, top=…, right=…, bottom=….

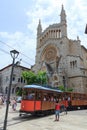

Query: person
left=11, top=98, right=17, bottom=111
left=0, top=96, right=3, bottom=105
left=28, top=93, right=34, bottom=100
left=68, top=96, right=71, bottom=107
left=64, top=98, right=68, bottom=114
left=55, top=100, right=61, bottom=121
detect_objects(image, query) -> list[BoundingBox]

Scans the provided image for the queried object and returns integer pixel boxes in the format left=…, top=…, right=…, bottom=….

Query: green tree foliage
left=36, top=71, right=47, bottom=85
left=22, top=71, right=37, bottom=84
left=58, top=85, right=73, bottom=92
left=22, top=70, right=47, bottom=85
left=58, top=86, right=65, bottom=91
left=67, top=88, right=73, bottom=92
left=16, top=88, right=22, bottom=96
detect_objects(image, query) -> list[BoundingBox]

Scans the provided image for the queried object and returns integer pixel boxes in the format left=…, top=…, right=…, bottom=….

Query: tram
left=19, top=84, right=62, bottom=116
left=19, top=84, right=87, bottom=116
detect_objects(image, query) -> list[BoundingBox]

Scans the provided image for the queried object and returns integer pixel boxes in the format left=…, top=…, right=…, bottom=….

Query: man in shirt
left=55, top=100, right=61, bottom=121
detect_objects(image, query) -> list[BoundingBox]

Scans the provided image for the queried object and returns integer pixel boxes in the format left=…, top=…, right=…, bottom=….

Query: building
left=0, top=64, right=30, bottom=96
left=32, top=5, right=87, bottom=93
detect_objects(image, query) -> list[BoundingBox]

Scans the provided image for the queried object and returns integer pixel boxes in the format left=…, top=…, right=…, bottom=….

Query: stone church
left=32, top=5, right=87, bottom=93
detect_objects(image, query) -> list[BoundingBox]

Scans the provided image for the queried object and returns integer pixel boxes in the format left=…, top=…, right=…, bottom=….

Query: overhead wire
left=0, top=40, right=35, bottom=62
left=0, top=47, right=34, bottom=68
left=0, top=48, right=9, bottom=55
left=0, top=40, right=35, bottom=67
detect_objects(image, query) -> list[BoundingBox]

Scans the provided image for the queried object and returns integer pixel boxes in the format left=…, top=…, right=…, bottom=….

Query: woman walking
left=12, top=98, right=17, bottom=111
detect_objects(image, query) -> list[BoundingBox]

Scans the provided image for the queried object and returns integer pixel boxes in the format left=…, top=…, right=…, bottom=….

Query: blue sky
left=0, top=0, right=87, bottom=69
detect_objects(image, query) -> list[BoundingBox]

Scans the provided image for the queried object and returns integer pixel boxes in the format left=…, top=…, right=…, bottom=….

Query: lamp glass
left=10, top=50, right=19, bottom=59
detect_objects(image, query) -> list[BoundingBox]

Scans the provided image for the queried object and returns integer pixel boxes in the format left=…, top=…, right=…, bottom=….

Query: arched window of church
left=59, top=30, right=61, bottom=38
left=54, top=30, right=55, bottom=38
left=70, top=62, right=72, bottom=68
left=73, top=61, right=74, bottom=68
left=75, top=60, right=77, bottom=67
left=51, top=30, right=53, bottom=38
left=56, top=30, right=59, bottom=38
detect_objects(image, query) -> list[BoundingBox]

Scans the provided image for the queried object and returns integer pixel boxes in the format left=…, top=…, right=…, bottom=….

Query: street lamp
left=3, top=50, right=19, bottom=130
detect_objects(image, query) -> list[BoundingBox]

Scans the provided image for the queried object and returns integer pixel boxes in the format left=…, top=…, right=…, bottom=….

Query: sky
left=0, top=0, right=87, bottom=69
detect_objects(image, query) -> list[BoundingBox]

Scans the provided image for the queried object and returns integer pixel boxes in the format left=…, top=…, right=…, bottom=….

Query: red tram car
left=19, top=85, right=87, bottom=116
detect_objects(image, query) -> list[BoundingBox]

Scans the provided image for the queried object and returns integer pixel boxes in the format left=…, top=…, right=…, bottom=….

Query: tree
left=58, top=85, right=73, bottom=92
left=67, top=88, right=73, bottom=92
left=22, top=71, right=37, bottom=84
left=22, top=70, right=47, bottom=85
left=36, top=71, right=47, bottom=85
left=58, top=86, right=65, bottom=91
left=16, top=88, right=22, bottom=96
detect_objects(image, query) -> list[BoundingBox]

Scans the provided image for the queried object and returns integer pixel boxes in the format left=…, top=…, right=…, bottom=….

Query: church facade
left=32, top=5, right=87, bottom=93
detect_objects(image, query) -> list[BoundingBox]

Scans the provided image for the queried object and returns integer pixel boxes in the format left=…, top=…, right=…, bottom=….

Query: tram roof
left=23, top=84, right=62, bottom=93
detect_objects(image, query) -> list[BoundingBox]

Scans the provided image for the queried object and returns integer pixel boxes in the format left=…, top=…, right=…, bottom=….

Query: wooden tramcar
left=19, top=85, right=62, bottom=116
left=62, top=92, right=87, bottom=110
left=19, top=85, right=87, bottom=116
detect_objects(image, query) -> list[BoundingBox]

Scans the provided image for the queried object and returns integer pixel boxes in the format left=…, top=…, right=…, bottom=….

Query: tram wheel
left=19, top=113, right=22, bottom=117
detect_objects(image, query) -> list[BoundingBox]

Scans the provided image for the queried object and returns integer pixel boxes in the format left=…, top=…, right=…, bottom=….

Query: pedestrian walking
left=55, top=100, right=61, bottom=121
left=11, top=98, right=17, bottom=111
left=64, top=98, right=68, bottom=114
left=0, top=96, right=3, bottom=105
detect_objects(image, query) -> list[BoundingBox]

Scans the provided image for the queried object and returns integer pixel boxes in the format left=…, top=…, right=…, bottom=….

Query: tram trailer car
left=63, top=92, right=87, bottom=110
left=19, top=85, right=62, bottom=116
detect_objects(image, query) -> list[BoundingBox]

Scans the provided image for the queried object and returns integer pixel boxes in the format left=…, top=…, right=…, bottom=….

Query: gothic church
left=32, top=5, right=87, bottom=93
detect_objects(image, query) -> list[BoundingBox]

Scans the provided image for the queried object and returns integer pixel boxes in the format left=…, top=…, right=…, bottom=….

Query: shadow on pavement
left=0, top=114, right=52, bottom=129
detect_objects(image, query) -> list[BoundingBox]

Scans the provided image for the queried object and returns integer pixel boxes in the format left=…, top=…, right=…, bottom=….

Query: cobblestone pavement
left=0, top=104, right=87, bottom=130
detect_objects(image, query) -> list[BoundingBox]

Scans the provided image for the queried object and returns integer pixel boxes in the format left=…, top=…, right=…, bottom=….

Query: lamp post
left=3, top=50, right=19, bottom=130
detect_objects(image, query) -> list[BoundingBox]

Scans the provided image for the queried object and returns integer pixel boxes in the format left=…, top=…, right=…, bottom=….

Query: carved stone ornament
left=43, top=46, right=57, bottom=62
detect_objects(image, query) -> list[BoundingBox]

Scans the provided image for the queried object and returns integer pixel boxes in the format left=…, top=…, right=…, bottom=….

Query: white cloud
left=0, top=0, right=87, bottom=69
left=0, top=31, right=36, bottom=68
left=26, top=0, right=87, bottom=46
left=26, top=0, right=67, bottom=32
left=66, top=0, right=87, bottom=46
